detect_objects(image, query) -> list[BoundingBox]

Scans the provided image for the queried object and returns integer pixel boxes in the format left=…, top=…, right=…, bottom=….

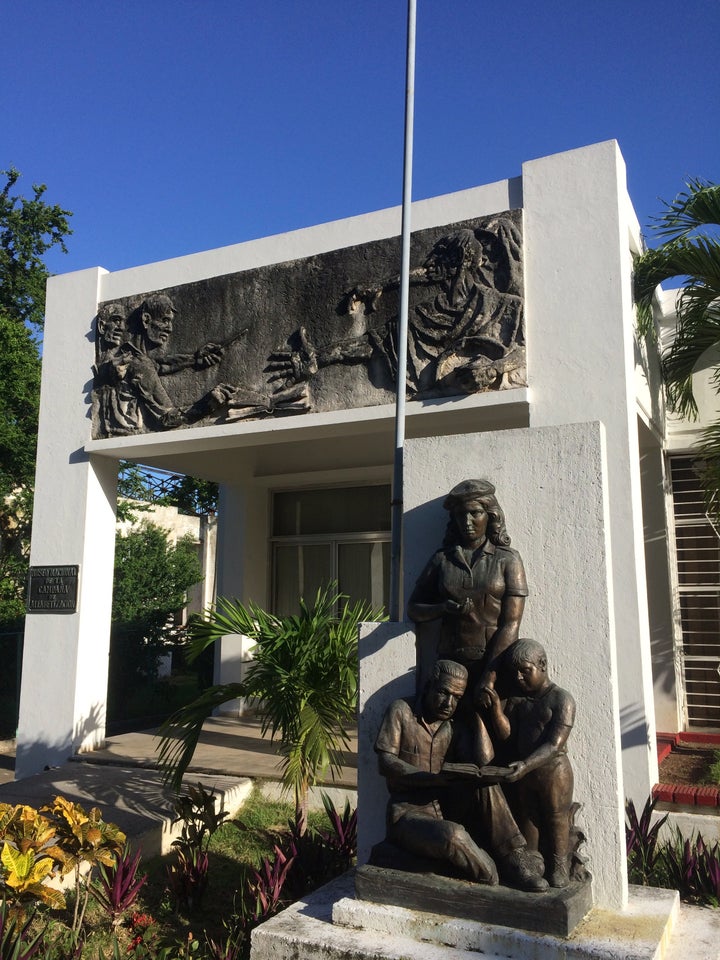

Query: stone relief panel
left=91, top=211, right=525, bottom=439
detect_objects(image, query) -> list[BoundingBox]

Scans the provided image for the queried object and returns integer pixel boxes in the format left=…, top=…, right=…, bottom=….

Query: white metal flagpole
left=389, top=0, right=416, bottom=622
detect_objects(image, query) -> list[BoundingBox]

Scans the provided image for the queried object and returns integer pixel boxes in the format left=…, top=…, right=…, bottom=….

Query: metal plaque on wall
left=26, top=565, right=80, bottom=613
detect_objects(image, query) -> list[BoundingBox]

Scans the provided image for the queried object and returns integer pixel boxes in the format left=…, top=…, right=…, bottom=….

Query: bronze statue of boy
left=486, top=639, right=576, bottom=888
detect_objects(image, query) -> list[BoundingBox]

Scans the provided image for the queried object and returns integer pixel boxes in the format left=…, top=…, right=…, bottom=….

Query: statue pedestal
left=355, top=864, right=593, bottom=937
left=250, top=871, right=679, bottom=960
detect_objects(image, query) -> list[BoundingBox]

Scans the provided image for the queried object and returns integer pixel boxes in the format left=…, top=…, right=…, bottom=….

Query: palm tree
left=634, top=179, right=720, bottom=509
left=158, top=583, right=384, bottom=830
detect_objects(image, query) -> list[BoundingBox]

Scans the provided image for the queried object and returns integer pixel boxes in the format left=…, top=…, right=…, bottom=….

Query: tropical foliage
left=0, top=168, right=72, bottom=335
left=158, top=584, right=383, bottom=826
left=42, top=798, right=126, bottom=934
left=625, top=795, right=668, bottom=886
left=92, top=845, right=147, bottom=929
left=118, top=464, right=219, bottom=519
left=626, top=795, right=720, bottom=905
left=166, top=784, right=229, bottom=914
left=0, top=168, right=72, bottom=630
left=0, top=896, right=44, bottom=960
left=0, top=798, right=125, bottom=921
left=109, top=523, right=203, bottom=713
left=0, top=789, right=355, bottom=958
left=634, top=179, right=720, bottom=509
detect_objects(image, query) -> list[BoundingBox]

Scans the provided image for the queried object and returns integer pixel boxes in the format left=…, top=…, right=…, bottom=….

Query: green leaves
left=159, top=584, right=385, bottom=816
left=109, top=522, right=203, bottom=703
left=158, top=684, right=247, bottom=788
left=1, top=842, right=63, bottom=908
left=118, top=464, right=219, bottom=518
left=0, top=896, right=46, bottom=960
left=113, top=524, right=202, bottom=628
left=44, top=797, right=126, bottom=873
left=0, top=168, right=72, bottom=333
left=0, top=168, right=71, bottom=628
left=0, top=310, right=40, bottom=498
left=649, top=179, right=720, bottom=242
left=634, top=179, right=720, bottom=516
left=634, top=179, right=720, bottom=359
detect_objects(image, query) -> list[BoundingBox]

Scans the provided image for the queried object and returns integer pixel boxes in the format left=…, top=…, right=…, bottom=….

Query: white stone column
left=213, top=481, right=269, bottom=714
left=639, top=425, right=681, bottom=733
left=522, top=140, right=658, bottom=806
left=16, top=267, right=117, bottom=779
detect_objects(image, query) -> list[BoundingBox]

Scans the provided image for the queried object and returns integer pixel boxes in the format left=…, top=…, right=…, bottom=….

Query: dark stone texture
left=354, top=863, right=593, bottom=937
left=91, top=211, right=524, bottom=438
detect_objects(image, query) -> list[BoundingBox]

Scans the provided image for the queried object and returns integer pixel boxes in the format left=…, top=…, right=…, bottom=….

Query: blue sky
left=5, top=0, right=719, bottom=277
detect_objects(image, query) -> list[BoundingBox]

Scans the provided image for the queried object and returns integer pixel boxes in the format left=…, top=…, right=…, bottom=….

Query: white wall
left=17, top=268, right=117, bottom=778
left=638, top=424, right=681, bottom=733
left=212, top=482, right=269, bottom=714
left=522, top=140, right=658, bottom=804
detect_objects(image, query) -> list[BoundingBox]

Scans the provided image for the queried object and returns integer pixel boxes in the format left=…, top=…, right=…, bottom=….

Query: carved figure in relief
left=97, top=294, right=237, bottom=434
left=485, top=640, right=576, bottom=888
left=93, top=302, right=130, bottom=437
left=96, top=302, right=128, bottom=354
left=407, top=479, right=526, bottom=708
left=94, top=294, right=312, bottom=436
left=375, top=659, right=548, bottom=891
left=266, top=219, right=525, bottom=400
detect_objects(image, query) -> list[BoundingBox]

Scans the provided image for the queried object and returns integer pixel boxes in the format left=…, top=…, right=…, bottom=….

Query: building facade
left=18, top=141, right=679, bottom=850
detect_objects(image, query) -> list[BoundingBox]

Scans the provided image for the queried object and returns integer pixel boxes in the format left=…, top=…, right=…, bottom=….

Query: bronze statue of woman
left=407, top=479, right=527, bottom=707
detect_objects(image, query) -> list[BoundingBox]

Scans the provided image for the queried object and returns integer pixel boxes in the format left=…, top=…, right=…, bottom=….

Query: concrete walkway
left=0, top=717, right=357, bottom=856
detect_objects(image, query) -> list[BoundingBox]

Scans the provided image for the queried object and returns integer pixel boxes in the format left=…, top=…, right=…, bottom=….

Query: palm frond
left=186, top=595, right=282, bottom=663
left=662, top=306, right=720, bottom=418
left=696, top=425, right=720, bottom=525
left=634, top=178, right=720, bottom=521
left=634, top=179, right=720, bottom=423
left=163, top=581, right=384, bottom=810
left=634, top=238, right=720, bottom=307
left=157, top=683, right=245, bottom=790
left=651, top=179, right=720, bottom=241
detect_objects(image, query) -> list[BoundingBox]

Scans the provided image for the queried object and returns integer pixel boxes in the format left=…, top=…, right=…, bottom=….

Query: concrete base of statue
left=355, top=863, right=593, bottom=937
left=250, top=870, right=682, bottom=960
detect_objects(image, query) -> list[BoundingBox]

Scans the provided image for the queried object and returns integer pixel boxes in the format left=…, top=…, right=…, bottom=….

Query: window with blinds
left=670, top=456, right=720, bottom=727
left=271, top=485, right=391, bottom=617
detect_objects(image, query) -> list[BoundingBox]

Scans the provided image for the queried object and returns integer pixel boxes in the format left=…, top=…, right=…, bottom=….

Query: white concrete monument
left=18, top=137, right=679, bottom=955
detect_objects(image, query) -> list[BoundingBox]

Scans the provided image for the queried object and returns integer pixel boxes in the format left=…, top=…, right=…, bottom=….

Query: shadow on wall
left=638, top=445, right=678, bottom=708
left=649, top=624, right=679, bottom=698
left=15, top=701, right=106, bottom=781
left=357, top=622, right=416, bottom=862
left=358, top=624, right=416, bottom=744
left=620, top=702, right=651, bottom=752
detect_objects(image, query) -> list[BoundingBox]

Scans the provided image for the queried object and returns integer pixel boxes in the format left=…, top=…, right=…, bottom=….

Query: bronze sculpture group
left=375, top=479, right=582, bottom=893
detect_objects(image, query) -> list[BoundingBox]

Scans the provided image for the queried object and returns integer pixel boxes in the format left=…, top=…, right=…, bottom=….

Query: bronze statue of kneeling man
left=374, top=659, right=548, bottom=891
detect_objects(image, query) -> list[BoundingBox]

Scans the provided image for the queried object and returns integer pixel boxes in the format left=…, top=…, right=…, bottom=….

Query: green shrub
left=709, top=750, right=720, bottom=785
